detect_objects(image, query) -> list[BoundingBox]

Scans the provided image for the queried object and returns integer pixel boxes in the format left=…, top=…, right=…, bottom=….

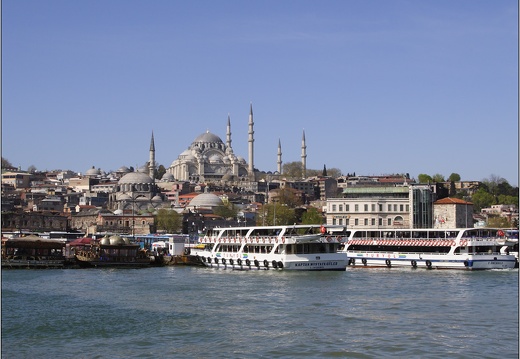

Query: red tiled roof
left=434, top=197, right=472, bottom=205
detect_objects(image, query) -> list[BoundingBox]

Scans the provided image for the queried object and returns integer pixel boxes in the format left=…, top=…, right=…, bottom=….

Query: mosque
left=167, top=104, right=307, bottom=183
left=107, top=104, right=308, bottom=211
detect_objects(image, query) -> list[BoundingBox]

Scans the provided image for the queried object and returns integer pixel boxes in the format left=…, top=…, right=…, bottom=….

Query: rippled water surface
left=2, top=267, right=518, bottom=358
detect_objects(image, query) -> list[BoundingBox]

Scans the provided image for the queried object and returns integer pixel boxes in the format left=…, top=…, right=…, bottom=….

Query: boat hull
left=347, top=252, right=516, bottom=270
left=192, top=251, right=348, bottom=271
left=75, top=254, right=150, bottom=268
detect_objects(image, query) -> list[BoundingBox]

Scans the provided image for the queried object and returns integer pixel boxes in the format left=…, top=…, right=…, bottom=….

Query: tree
left=432, top=173, right=445, bottom=183
left=27, top=165, right=37, bottom=173
left=471, top=188, right=495, bottom=212
left=1, top=157, right=13, bottom=169
left=260, top=203, right=296, bottom=226
left=282, top=161, right=303, bottom=178
left=417, top=174, right=433, bottom=183
left=213, top=204, right=238, bottom=219
left=155, top=164, right=166, bottom=180
left=301, top=207, right=323, bottom=225
left=448, top=173, right=461, bottom=182
left=155, top=209, right=182, bottom=233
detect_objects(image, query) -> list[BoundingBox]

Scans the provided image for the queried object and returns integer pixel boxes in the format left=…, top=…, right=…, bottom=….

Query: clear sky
left=2, top=0, right=518, bottom=185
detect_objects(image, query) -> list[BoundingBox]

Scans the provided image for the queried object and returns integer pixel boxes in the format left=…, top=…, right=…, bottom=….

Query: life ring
left=221, top=258, right=226, bottom=265
left=425, top=260, right=432, bottom=269
left=385, top=259, right=391, bottom=267
left=277, top=261, right=284, bottom=269
left=246, top=259, right=251, bottom=266
left=254, top=259, right=259, bottom=267
left=349, top=258, right=355, bottom=265
left=327, top=236, right=332, bottom=242
left=411, top=260, right=417, bottom=268
left=463, top=260, right=469, bottom=267
left=207, top=257, right=212, bottom=264
left=184, top=248, right=190, bottom=255
left=214, top=257, right=219, bottom=264
left=237, top=258, right=242, bottom=266
left=229, top=258, right=234, bottom=266
left=263, top=259, right=269, bottom=268
left=272, top=260, right=278, bottom=268
left=362, top=258, right=367, bottom=266
left=201, top=256, right=206, bottom=263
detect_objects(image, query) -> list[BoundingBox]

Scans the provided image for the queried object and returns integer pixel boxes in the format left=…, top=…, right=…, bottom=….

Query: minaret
left=248, top=103, right=255, bottom=178
left=301, top=130, right=307, bottom=178
left=226, top=114, right=232, bottom=150
left=277, top=139, right=282, bottom=174
left=149, top=131, right=156, bottom=179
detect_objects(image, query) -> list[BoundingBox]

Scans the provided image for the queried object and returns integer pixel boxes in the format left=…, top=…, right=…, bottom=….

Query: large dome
left=118, top=172, right=154, bottom=184
left=188, top=193, right=224, bottom=209
left=193, top=131, right=223, bottom=144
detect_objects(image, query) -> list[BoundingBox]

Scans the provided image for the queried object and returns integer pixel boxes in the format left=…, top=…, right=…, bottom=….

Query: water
left=2, top=267, right=518, bottom=359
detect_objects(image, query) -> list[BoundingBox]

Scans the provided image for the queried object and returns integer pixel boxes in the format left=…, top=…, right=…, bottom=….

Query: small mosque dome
left=118, top=172, right=154, bottom=185
left=188, top=192, right=224, bottom=209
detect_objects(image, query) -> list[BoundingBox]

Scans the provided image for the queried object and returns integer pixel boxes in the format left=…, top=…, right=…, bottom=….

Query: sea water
left=2, top=267, right=518, bottom=358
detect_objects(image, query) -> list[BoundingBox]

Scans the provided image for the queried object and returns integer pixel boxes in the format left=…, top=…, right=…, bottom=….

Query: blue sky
left=2, top=0, right=518, bottom=185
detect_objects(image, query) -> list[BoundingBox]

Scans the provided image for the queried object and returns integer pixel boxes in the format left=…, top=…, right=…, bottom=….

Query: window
left=393, top=204, right=397, bottom=211
left=388, top=218, right=392, bottom=225
left=339, top=205, right=343, bottom=211
left=364, top=204, right=368, bottom=211
left=371, top=218, right=375, bottom=226
left=406, top=205, right=409, bottom=212
left=355, top=218, right=359, bottom=225
left=371, top=204, right=375, bottom=211
left=388, top=204, right=391, bottom=211
left=332, top=204, right=336, bottom=211
left=378, top=218, right=382, bottom=226
left=339, top=218, right=343, bottom=225
left=379, top=204, right=383, bottom=211
left=346, top=204, right=350, bottom=211
left=355, top=204, right=359, bottom=212
left=400, top=204, right=404, bottom=212
left=332, top=218, right=336, bottom=225
left=364, top=218, right=368, bottom=225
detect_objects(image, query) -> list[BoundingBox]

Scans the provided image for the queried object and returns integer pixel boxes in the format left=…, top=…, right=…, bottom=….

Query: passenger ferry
left=191, top=224, right=349, bottom=271
left=343, top=227, right=517, bottom=270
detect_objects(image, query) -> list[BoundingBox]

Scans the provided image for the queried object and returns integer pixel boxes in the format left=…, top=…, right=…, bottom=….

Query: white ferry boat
left=343, top=227, right=517, bottom=270
left=191, top=224, right=349, bottom=271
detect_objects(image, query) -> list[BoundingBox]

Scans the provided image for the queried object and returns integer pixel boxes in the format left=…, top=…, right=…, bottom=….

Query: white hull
left=347, top=252, right=516, bottom=270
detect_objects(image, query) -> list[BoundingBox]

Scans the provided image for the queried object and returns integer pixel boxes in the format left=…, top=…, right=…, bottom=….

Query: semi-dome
left=193, top=131, right=223, bottom=144
left=116, top=166, right=130, bottom=173
left=118, top=172, right=154, bottom=184
left=161, top=173, right=175, bottom=182
left=188, top=192, right=224, bottom=209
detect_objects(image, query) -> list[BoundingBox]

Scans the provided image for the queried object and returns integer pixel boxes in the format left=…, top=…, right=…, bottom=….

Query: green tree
left=282, top=161, right=303, bottom=178
left=155, top=209, right=182, bottom=233
left=417, top=174, right=433, bottom=183
left=432, top=173, right=445, bottom=182
left=155, top=164, right=166, bottom=180
left=261, top=203, right=296, bottom=226
left=448, top=173, right=461, bottom=182
left=213, top=204, right=238, bottom=219
left=301, top=207, right=323, bottom=225
left=471, top=188, right=495, bottom=212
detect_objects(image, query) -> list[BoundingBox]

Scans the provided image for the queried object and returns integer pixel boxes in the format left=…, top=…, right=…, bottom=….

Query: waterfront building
left=325, top=183, right=437, bottom=229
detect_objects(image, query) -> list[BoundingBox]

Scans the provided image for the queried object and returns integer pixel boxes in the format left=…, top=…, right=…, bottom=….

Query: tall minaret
left=248, top=103, right=255, bottom=178
left=226, top=114, right=232, bottom=150
left=277, top=139, right=282, bottom=174
left=149, top=131, right=156, bottom=179
left=301, top=130, right=307, bottom=178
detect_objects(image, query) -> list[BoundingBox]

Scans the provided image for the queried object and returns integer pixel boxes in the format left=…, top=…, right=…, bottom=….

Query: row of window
left=331, top=203, right=409, bottom=212
left=331, top=216, right=405, bottom=226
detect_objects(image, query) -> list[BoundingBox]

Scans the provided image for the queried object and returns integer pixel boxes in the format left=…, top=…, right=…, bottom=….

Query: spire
left=149, top=131, right=156, bottom=180
left=226, top=113, right=232, bottom=150
left=277, top=138, right=282, bottom=174
left=301, top=129, right=307, bottom=178
left=150, top=131, right=155, bottom=151
left=248, top=102, right=255, bottom=179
